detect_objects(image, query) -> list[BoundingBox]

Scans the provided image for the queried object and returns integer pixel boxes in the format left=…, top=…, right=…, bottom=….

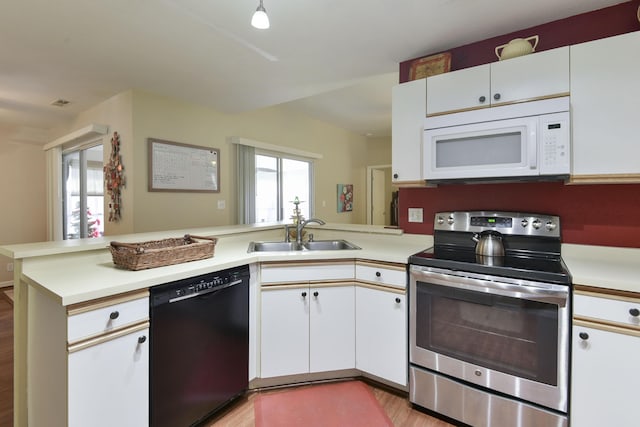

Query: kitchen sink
left=247, top=239, right=360, bottom=253
left=247, top=241, right=303, bottom=252
left=303, top=240, right=361, bottom=251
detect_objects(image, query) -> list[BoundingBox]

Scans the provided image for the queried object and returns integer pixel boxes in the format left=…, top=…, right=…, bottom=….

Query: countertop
left=561, top=243, right=640, bottom=294
left=3, top=223, right=638, bottom=306
left=2, top=224, right=432, bottom=306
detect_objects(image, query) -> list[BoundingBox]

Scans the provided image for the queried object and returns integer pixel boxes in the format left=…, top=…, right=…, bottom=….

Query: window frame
left=61, top=141, right=104, bottom=239
left=253, top=148, right=315, bottom=223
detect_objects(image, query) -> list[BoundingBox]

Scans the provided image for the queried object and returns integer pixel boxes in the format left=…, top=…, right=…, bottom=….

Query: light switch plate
left=408, top=208, right=423, bottom=223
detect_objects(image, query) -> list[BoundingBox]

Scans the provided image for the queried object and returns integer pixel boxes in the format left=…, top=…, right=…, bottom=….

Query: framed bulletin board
left=148, top=138, right=220, bottom=192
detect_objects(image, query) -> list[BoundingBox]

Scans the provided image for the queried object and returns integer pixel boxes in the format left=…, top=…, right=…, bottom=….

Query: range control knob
left=436, top=216, right=445, bottom=225
left=447, top=215, right=455, bottom=225
left=546, top=221, right=557, bottom=231
left=532, top=219, right=542, bottom=230
left=521, top=219, right=529, bottom=228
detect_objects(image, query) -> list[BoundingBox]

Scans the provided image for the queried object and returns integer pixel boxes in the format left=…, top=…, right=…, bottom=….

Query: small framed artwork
left=408, top=52, right=452, bottom=81
left=337, top=184, right=353, bottom=212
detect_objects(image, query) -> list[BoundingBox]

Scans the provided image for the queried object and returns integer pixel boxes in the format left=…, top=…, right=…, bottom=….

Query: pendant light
left=251, top=0, right=270, bottom=29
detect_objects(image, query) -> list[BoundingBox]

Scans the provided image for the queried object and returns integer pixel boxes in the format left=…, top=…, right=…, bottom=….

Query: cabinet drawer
left=574, top=292, right=640, bottom=329
left=68, top=293, right=149, bottom=343
left=355, top=261, right=406, bottom=289
left=261, top=261, right=354, bottom=283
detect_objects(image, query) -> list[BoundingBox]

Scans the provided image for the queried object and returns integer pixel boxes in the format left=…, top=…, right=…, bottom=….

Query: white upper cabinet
left=392, top=78, right=426, bottom=185
left=426, top=47, right=569, bottom=115
left=491, top=46, right=569, bottom=105
left=570, top=31, right=640, bottom=182
left=427, top=64, right=490, bottom=114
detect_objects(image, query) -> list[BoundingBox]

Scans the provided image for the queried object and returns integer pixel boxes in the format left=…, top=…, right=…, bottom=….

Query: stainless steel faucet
left=296, top=218, right=325, bottom=243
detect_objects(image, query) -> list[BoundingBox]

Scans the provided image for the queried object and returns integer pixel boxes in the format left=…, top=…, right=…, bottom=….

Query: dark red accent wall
left=399, top=183, right=640, bottom=248
left=399, top=1, right=640, bottom=83
left=397, top=1, right=640, bottom=247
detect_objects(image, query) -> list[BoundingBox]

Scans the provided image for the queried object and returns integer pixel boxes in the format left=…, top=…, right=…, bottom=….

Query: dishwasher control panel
left=151, top=265, right=250, bottom=305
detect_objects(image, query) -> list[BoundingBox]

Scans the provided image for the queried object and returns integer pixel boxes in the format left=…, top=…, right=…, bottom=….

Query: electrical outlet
left=7, top=263, right=13, bottom=272
left=217, top=200, right=226, bottom=210
left=408, top=208, right=424, bottom=223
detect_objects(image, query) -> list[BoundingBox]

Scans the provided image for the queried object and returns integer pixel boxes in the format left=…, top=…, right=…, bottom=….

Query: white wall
left=0, top=89, right=390, bottom=264
left=0, top=141, right=47, bottom=281
left=63, top=91, right=135, bottom=236
left=130, top=90, right=372, bottom=232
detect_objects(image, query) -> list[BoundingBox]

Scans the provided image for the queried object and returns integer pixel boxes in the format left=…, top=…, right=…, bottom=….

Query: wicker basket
left=110, top=234, right=217, bottom=271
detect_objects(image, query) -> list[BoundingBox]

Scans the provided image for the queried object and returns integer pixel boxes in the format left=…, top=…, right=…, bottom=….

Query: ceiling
left=0, top=0, right=624, bottom=144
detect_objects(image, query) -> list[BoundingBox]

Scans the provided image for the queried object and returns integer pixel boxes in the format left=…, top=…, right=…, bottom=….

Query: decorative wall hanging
left=337, top=184, right=353, bottom=212
left=148, top=138, right=220, bottom=192
left=408, top=52, right=451, bottom=81
left=104, top=131, right=126, bottom=222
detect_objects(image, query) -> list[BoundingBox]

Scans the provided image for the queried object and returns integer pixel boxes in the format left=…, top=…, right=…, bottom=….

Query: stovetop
left=409, top=211, right=572, bottom=285
left=410, top=246, right=572, bottom=285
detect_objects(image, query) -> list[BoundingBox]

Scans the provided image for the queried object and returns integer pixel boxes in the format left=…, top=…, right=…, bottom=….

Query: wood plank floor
left=0, top=291, right=453, bottom=427
left=0, top=294, right=14, bottom=427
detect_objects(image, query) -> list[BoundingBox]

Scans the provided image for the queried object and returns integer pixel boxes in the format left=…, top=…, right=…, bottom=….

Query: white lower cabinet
left=571, top=289, right=640, bottom=426
left=27, top=286, right=149, bottom=427
left=68, top=326, right=149, bottom=427
left=310, top=285, right=356, bottom=372
left=355, top=286, right=406, bottom=386
left=258, top=260, right=408, bottom=388
left=260, top=284, right=355, bottom=378
left=260, top=285, right=310, bottom=377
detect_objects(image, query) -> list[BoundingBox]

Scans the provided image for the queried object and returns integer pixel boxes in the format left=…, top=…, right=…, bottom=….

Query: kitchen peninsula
left=2, top=223, right=639, bottom=427
left=1, top=223, right=430, bottom=427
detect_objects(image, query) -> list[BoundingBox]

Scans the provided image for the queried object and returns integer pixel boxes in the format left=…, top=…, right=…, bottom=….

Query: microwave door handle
left=528, top=126, right=537, bottom=169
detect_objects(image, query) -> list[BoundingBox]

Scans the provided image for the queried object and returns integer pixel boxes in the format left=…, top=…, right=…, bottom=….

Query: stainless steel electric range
left=409, top=211, right=571, bottom=427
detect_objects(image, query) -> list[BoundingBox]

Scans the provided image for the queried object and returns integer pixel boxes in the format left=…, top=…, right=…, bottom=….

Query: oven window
left=415, top=282, right=558, bottom=385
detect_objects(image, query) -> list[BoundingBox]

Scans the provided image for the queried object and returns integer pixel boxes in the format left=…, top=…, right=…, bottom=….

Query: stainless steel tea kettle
left=472, top=231, right=505, bottom=257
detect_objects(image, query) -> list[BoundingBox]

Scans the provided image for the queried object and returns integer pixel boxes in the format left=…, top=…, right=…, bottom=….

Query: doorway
left=366, top=165, right=392, bottom=226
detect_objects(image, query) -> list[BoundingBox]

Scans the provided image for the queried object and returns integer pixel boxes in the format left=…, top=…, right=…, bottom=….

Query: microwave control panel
left=539, top=112, right=570, bottom=175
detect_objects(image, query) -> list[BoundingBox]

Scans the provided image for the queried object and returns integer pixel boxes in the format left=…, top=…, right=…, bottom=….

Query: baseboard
left=0, top=280, right=13, bottom=289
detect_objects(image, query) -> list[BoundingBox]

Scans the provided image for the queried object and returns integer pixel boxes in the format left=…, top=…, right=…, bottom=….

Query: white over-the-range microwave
left=423, top=96, right=570, bottom=183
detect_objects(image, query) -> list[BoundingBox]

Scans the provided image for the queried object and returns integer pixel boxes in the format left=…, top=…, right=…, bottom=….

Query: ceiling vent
left=51, top=99, right=71, bottom=107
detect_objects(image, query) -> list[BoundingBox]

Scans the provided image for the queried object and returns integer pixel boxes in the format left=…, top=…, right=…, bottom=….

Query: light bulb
left=251, top=1, right=270, bottom=29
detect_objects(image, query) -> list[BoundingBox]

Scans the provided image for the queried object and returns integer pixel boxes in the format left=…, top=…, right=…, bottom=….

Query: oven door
left=409, top=265, right=570, bottom=412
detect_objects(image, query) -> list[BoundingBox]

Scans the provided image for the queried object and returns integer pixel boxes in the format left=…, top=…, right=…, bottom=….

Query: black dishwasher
left=150, top=265, right=249, bottom=427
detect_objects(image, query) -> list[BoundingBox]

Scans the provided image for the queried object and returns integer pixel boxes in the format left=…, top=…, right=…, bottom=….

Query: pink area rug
left=254, top=380, right=394, bottom=427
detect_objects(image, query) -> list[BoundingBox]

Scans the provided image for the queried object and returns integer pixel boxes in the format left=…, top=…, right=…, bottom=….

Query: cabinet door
left=570, top=31, right=640, bottom=179
left=68, top=328, right=149, bottom=427
left=491, top=46, right=569, bottom=105
left=309, top=285, right=355, bottom=372
left=260, top=286, right=309, bottom=377
left=355, top=286, right=407, bottom=386
left=571, top=324, right=640, bottom=427
left=426, top=64, right=490, bottom=115
left=391, top=78, right=426, bottom=184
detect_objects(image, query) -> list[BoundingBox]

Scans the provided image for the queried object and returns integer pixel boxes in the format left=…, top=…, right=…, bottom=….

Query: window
left=237, top=143, right=313, bottom=224
left=62, top=144, right=104, bottom=239
left=255, top=153, right=312, bottom=222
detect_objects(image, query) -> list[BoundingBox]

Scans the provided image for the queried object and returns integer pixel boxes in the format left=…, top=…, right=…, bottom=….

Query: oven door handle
left=411, top=268, right=568, bottom=307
